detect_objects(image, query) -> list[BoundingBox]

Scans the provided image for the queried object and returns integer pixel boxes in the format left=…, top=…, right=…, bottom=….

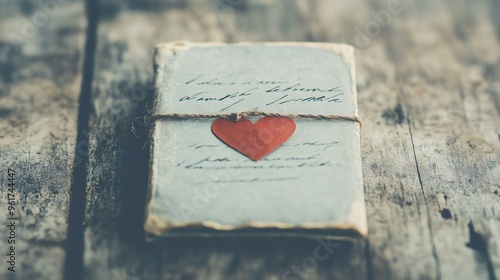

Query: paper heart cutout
left=211, top=117, right=296, bottom=161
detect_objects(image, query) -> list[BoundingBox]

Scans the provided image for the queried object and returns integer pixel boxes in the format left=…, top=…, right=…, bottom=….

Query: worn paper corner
left=144, top=212, right=170, bottom=237
left=348, top=201, right=368, bottom=236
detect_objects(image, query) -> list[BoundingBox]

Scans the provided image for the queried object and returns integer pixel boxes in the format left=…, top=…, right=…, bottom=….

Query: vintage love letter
left=145, top=42, right=366, bottom=240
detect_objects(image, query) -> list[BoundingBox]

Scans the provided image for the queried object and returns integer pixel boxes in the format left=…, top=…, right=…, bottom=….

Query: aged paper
left=145, top=42, right=366, bottom=240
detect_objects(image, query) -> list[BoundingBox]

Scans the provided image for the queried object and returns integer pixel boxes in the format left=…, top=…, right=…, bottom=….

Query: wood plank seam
left=63, top=0, right=98, bottom=279
left=405, top=103, right=442, bottom=280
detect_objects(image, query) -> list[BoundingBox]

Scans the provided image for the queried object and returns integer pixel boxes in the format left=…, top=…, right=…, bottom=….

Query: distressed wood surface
left=0, top=0, right=86, bottom=279
left=82, top=0, right=500, bottom=279
left=1, top=0, right=499, bottom=279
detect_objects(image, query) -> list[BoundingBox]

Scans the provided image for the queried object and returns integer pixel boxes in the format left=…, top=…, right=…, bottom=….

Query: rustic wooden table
left=1, top=0, right=499, bottom=279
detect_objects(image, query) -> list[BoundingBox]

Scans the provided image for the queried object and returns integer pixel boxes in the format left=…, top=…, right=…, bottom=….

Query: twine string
left=150, top=111, right=362, bottom=127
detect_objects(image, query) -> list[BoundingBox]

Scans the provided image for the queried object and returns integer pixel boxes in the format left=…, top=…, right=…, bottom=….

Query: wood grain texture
left=0, top=0, right=86, bottom=279
left=19, top=0, right=496, bottom=279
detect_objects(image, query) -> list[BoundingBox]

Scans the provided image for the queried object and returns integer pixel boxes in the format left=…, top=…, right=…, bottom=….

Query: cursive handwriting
left=265, top=83, right=341, bottom=93
left=179, top=88, right=257, bottom=102
left=266, top=93, right=343, bottom=105
left=180, top=154, right=332, bottom=170
left=185, top=74, right=288, bottom=87
left=195, top=176, right=302, bottom=185
left=177, top=74, right=345, bottom=111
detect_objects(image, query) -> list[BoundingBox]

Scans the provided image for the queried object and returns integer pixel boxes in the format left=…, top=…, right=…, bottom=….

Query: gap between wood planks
left=63, top=0, right=98, bottom=279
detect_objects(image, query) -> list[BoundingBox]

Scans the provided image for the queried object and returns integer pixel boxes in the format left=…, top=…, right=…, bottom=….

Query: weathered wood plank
left=386, top=2, right=500, bottom=278
left=83, top=0, right=500, bottom=279
left=0, top=0, right=86, bottom=279
left=353, top=1, right=500, bottom=279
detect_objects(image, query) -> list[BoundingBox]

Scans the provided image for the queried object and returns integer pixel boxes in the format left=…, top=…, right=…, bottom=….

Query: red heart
left=211, top=117, right=296, bottom=161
